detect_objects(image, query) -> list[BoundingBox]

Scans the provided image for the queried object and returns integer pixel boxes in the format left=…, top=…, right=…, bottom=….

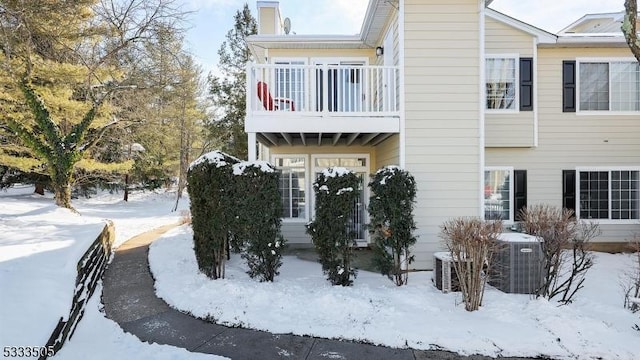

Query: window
left=274, top=60, right=306, bottom=111
left=274, top=157, right=306, bottom=220
left=578, top=169, right=639, bottom=220
left=486, top=57, right=517, bottom=110
left=484, top=168, right=513, bottom=221
left=578, top=60, right=640, bottom=112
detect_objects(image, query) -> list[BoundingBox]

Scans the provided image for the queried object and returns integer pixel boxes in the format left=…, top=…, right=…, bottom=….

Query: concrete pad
left=120, top=310, right=227, bottom=350
left=307, top=338, right=414, bottom=360
left=104, top=293, right=170, bottom=323
left=195, top=327, right=314, bottom=359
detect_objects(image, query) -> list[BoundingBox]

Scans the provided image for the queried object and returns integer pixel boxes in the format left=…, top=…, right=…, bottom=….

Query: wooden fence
left=41, top=221, right=115, bottom=359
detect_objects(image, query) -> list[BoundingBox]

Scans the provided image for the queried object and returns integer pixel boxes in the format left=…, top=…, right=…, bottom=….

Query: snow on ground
left=150, top=225, right=640, bottom=360
left=0, top=185, right=224, bottom=359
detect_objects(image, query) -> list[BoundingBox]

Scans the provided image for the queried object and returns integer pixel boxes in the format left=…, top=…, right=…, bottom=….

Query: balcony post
left=246, top=63, right=253, bottom=113
left=247, top=132, right=257, bottom=161
left=322, top=63, right=329, bottom=115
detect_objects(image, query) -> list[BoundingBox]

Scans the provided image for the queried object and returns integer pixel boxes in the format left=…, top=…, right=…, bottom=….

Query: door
left=313, top=60, right=364, bottom=112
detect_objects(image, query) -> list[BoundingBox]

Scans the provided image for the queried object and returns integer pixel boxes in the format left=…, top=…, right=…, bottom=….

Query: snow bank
left=150, top=226, right=640, bottom=360
left=0, top=188, right=106, bottom=348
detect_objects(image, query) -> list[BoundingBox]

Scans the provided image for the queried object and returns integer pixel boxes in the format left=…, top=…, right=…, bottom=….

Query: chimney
left=257, top=1, right=282, bottom=35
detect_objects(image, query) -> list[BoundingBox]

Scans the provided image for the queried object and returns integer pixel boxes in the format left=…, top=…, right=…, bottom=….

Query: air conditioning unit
left=489, top=233, right=543, bottom=294
left=433, top=252, right=460, bottom=293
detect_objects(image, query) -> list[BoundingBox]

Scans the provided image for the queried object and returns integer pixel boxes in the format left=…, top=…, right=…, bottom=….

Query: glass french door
left=311, top=156, right=369, bottom=245
left=313, top=61, right=364, bottom=112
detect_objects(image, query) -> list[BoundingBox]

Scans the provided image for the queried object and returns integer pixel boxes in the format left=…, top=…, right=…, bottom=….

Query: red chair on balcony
left=257, top=81, right=295, bottom=111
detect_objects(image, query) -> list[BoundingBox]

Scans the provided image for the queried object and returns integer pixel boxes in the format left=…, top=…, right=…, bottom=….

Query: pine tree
left=207, top=4, right=257, bottom=159
left=0, top=0, right=187, bottom=208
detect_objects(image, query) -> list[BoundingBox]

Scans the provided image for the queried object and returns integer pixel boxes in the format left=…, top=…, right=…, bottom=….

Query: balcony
left=245, top=63, right=400, bottom=146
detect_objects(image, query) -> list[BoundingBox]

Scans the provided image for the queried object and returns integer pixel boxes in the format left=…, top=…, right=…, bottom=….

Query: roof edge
left=485, top=8, right=557, bottom=44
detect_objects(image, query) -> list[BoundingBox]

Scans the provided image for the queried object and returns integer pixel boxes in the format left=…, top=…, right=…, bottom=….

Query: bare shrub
left=440, top=218, right=502, bottom=311
left=622, top=237, right=640, bottom=314
left=519, top=204, right=600, bottom=304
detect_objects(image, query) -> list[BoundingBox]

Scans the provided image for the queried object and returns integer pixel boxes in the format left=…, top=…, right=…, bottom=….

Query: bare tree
left=622, top=0, right=640, bottom=62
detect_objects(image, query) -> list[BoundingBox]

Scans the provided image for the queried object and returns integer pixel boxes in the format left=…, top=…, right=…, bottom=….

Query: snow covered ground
left=150, top=225, right=640, bottom=360
left=0, top=185, right=225, bottom=359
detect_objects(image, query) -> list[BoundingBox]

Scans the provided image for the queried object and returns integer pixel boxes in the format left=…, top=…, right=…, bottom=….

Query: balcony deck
left=245, top=63, right=400, bottom=146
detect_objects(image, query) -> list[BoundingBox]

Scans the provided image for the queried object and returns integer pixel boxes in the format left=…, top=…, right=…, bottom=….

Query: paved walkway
left=102, top=225, right=539, bottom=360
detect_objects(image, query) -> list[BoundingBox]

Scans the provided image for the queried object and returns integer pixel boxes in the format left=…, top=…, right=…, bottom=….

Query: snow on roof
left=232, top=160, right=276, bottom=176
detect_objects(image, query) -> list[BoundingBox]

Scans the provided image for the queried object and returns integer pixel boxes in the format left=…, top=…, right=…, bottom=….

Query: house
left=244, top=0, right=640, bottom=269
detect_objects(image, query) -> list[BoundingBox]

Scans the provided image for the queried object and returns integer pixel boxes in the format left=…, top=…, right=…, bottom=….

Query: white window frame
left=576, top=57, right=640, bottom=115
left=272, top=154, right=309, bottom=223
left=484, top=166, right=515, bottom=223
left=310, top=154, right=370, bottom=243
left=485, top=54, right=519, bottom=113
left=575, top=166, right=640, bottom=224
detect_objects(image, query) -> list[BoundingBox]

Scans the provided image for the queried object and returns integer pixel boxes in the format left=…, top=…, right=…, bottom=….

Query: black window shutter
left=562, top=61, right=576, bottom=112
left=562, top=170, right=576, bottom=215
left=519, top=58, right=533, bottom=111
left=514, top=170, right=527, bottom=220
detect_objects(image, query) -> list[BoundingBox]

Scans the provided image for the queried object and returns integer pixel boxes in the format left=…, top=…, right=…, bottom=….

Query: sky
left=184, top=0, right=627, bottom=76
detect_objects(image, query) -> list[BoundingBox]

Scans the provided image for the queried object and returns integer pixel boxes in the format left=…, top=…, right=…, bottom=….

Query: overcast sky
left=184, top=0, right=627, bottom=76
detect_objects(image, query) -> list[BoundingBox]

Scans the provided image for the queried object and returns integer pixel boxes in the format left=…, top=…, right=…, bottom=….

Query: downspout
left=479, top=0, right=486, bottom=219
left=399, top=0, right=406, bottom=168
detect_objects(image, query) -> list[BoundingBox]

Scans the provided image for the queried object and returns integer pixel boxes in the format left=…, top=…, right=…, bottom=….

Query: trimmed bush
left=519, top=204, right=599, bottom=304
left=306, top=167, right=360, bottom=286
left=368, top=166, right=417, bottom=286
left=232, top=161, right=286, bottom=282
left=187, top=151, right=239, bottom=279
left=440, top=218, right=502, bottom=311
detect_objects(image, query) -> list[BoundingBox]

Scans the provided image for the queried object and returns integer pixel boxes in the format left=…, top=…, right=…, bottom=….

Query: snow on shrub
left=187, top=150, right=239, bottom=279
left=232, top=161, right=286, bottom=282
left=368, top=166, right=417, bottom=286
left=306, top=167, right=360, bottom=286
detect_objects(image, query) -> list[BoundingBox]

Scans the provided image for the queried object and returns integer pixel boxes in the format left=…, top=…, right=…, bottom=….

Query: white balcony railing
left=247, top=63, right=400, bottom=116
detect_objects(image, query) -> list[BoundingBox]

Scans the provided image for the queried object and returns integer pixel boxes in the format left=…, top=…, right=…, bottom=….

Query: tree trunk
left=34, top=183, right=45, bottom=195
left=623, top=0, right=640, bottom=62
left=53, top=182, right=72, bottom=209
left=124, top=173, right=129, bottom=201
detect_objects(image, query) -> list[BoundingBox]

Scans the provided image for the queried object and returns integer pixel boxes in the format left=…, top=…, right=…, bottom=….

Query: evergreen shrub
left=187, top=150, right=239, bottom=279
left=306, top=167, right=360, bottom=286
left=368, top=166, right=417, bottom=286
left=232, top=161, right=286, bottom=282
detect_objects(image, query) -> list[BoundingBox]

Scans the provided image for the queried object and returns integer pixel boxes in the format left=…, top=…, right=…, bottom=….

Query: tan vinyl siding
left=259, top=7, right=276, bottom=35
left=485, top=17, right=534, bottom=55
left=404, top=0, right=481, bottom=269
left=485, top=46, right=640, bottom=242
left=375, top=134, right=399, bottom=168
left=485, top=117, right=534, bottom=147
